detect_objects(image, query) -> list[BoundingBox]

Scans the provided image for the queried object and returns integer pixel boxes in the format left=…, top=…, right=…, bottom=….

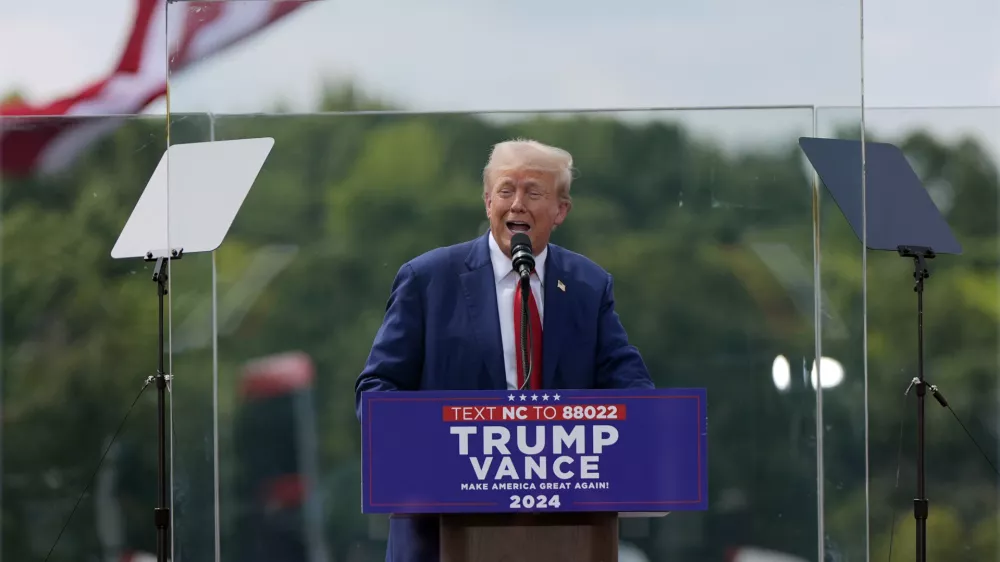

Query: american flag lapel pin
left=557, top=280, right=566, bottom=292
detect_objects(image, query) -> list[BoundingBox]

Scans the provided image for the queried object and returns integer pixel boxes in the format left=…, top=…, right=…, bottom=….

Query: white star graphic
left=508, top=394, right=516, bottom=402
left=542, top=394, right=550, bottom=401
left=519, top=394, right=527, bottom=401
left=531, top=394, right=539, bottom=401
left=553, top=393, right=561, bottom=401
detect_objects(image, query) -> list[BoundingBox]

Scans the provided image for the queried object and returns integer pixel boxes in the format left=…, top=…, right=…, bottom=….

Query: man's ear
left=554, top=201, right=571, bottom=226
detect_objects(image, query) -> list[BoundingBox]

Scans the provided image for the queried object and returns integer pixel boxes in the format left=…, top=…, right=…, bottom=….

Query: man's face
left=485, top=168, right=570, bottom=256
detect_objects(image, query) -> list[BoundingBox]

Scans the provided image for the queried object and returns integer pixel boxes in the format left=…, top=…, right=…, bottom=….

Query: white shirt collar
left=488, top=231, right=547, bottom=285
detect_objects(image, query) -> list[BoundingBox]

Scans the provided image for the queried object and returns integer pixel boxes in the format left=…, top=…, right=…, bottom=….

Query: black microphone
left=510, top=233, right=534, bottom=281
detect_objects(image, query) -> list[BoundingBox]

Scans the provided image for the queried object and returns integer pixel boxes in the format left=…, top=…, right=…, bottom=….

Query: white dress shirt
left=488, top=232, right=547, bottom=390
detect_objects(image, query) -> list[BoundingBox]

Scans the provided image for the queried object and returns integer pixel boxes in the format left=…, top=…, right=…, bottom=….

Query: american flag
left=0, top=0, right=306, bottom=176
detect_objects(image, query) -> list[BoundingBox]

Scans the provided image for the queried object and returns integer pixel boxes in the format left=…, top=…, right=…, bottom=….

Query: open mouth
left=506, top=221, right=530, bottom=233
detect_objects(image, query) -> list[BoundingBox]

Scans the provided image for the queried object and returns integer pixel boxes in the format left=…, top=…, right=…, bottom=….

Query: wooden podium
left=439, top=512, right=618, bottom=562
left=361, top=388, right=708, bottom=562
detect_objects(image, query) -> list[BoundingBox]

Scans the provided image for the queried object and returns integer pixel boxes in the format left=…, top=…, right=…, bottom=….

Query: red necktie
left=514, top=278, right=543, bottom=390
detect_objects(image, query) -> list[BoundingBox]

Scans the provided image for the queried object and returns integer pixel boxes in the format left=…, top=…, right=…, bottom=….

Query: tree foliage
left=2, top=85, right=997, bottom=562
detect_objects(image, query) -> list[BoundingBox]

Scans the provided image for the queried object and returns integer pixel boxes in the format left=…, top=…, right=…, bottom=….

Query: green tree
left=2, top=86, right=997, bottom=562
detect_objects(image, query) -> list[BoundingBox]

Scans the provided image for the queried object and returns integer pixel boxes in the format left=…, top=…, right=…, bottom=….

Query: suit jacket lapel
left=460, top=234, right=507, bottom=390
left=542, top=247, right=568, bottom=389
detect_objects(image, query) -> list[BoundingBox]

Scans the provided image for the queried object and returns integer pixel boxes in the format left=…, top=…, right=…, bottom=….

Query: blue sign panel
left=361, top=388, right=708, bottom=514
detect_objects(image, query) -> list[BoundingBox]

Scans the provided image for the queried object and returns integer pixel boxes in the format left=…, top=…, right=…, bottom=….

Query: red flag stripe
left=0, top=0, right=305, bottom=176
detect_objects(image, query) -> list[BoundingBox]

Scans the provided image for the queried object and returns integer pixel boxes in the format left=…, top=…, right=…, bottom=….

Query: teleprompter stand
left=146, top=248, right=183, bottom=561
left=111, top=138, right=275, bottom=562
left=799, top=137, right=962, bottom=562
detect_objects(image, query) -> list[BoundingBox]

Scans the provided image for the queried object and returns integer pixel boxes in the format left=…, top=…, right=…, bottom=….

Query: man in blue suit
left=355, top=139, right=654, bottom=562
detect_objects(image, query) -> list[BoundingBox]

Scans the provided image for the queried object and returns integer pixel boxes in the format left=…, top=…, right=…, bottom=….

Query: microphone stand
left=518, top=273, right=532, bottom=390
left=510, top=234, right=535, bottom=390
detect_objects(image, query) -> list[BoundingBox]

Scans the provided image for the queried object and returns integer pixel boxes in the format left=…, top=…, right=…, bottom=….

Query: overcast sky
left=1, top=0, right=997, bottom=155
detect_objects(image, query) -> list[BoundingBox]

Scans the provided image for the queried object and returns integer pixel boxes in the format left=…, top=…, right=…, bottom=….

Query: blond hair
left=482, top=138, right=574, bottom=203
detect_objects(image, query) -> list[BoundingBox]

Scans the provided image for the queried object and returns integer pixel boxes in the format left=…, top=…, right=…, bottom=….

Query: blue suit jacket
left=355, top=233, right=653, bottom=562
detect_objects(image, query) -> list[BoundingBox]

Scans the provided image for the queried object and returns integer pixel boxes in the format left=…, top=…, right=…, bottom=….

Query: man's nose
left=511, top=192, right=527, bottom=212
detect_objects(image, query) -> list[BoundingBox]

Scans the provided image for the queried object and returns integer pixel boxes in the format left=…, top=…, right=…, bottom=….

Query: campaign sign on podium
left=361, top=388, right=708, bottom=513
